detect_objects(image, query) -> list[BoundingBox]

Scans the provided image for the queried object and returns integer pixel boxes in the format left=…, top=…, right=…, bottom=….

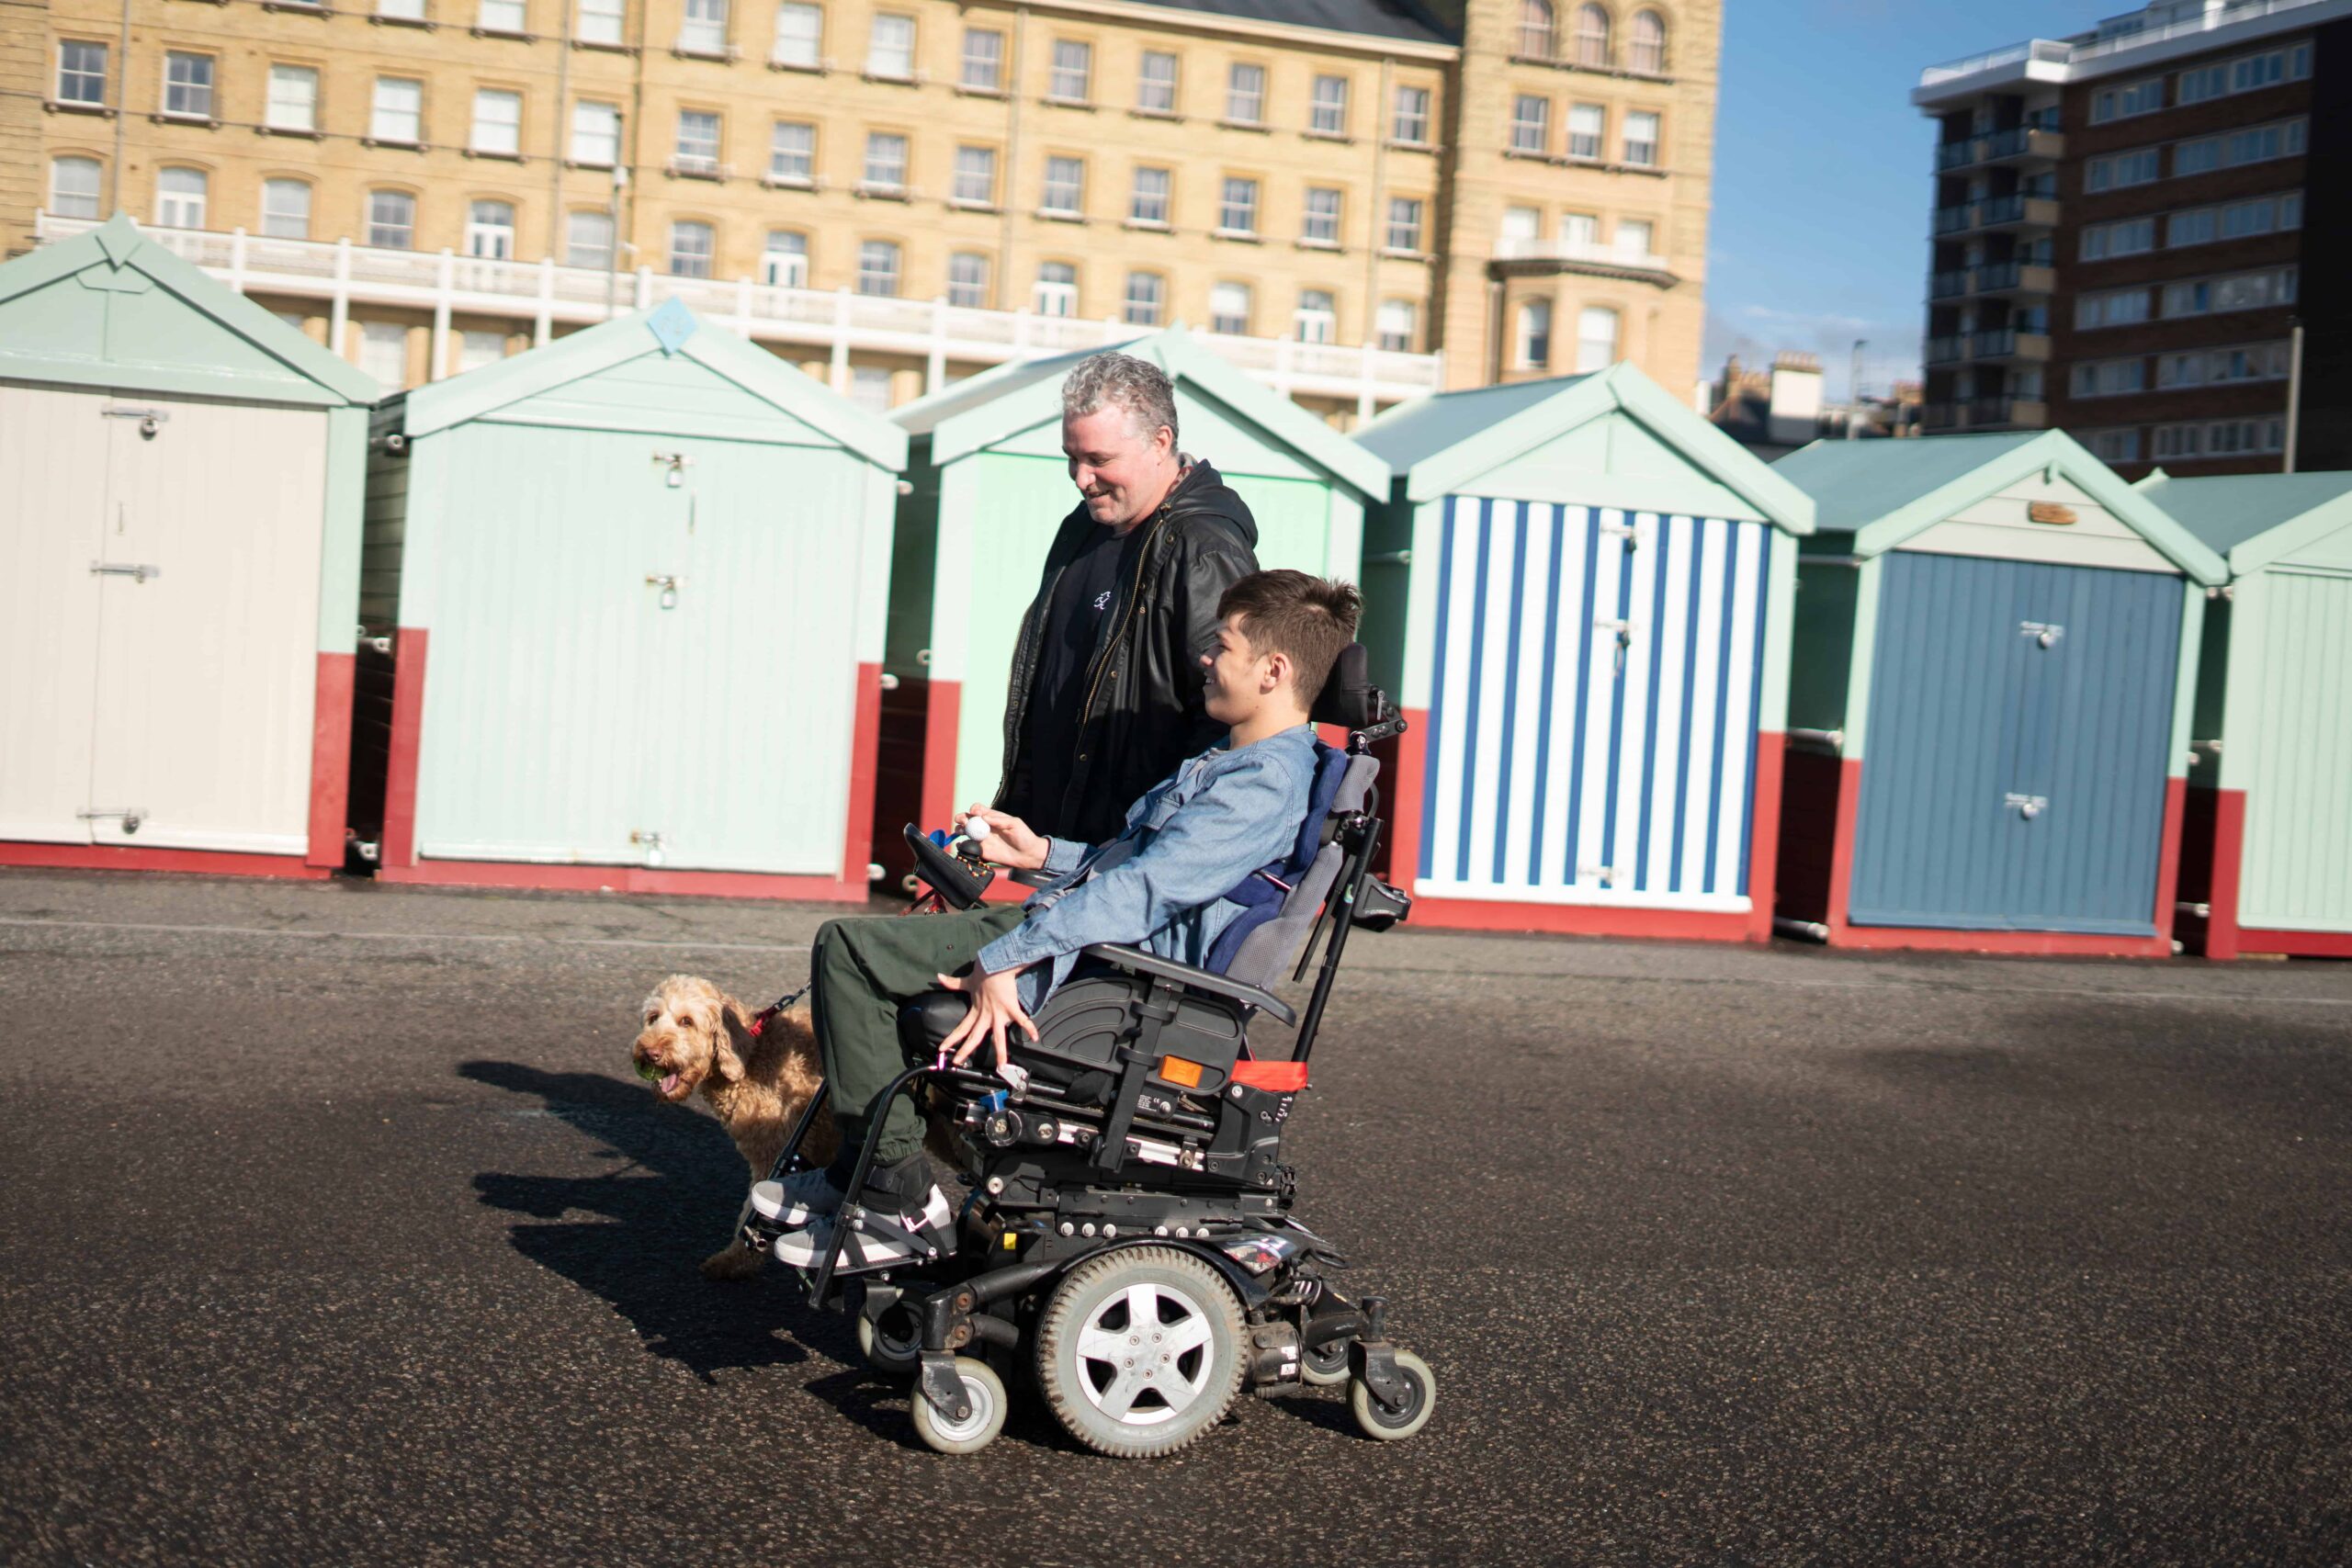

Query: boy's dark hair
left=1216, top=570, right=1363, bottom=708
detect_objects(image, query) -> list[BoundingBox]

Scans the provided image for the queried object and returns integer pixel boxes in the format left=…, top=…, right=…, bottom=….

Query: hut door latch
left=91, top=561, right=163, bottom=583
left=646, top=573, right=684, bottom=609
left=78, top=808, right=146, bottom=834
left=1596, top=616, right=1636, bottom=672
left=630, top=829, right=667, bottom=865
left=102, top=406, right=169, bottom=439
left=652, top=451, right=695, bottom=488
left=2019, top=620, right=2064, bottom=649
left=2004, top=793, right=2048, bottom=820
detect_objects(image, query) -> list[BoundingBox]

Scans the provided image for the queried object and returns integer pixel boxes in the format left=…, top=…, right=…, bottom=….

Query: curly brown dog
left=630, top=974, right=958, bottom=1280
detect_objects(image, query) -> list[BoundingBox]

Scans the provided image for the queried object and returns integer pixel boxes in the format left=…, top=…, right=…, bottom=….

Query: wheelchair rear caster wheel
left=1299, top=1337, right=1351, bottom=1387
left=1035, top=1246, right=1247, bottom=1459
left=1348, top=1348, right=1435, bottom=1440
left=910, top=1357, right=1007, bottom=1454
left=857, top=1304, right=922, bottom=1377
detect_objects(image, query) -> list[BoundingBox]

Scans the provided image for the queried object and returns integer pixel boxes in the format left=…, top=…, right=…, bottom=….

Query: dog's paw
left=701, top=1243, right=764, bottom=1282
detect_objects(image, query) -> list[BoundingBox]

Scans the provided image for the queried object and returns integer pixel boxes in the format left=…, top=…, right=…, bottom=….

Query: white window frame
left=947, top=251, right=989, bottom=307
left=1518, top=0, right=1554, bottom=59
left=856, top=238, right=900, bottom=296
left=772, top=2, right=821, bottom=68
left=952, top=144, right=996, bottom=206
left=1217, top=176, right=1258, bottom=235
left=1041, top=155, right=1083, bottom=216
left=163, top=51, right=214, bottom=119
left=1137, top=51, right=1177, bottom=114
left=1629, top=8, right=1666, bottom=73
left=1515, top=299, right=1551, bottom=368
left=1209, top=280, right=1251, bottom=335
left=266, top=65, right=319, bottom=132
left=960, top=28, right=1002, bottom=91
left=1622, top=109, right=1659, bottom=166
left=678, top=0, right=728, bottom=54
left=154, top=166, right=207, bottom=227
left=359, top=321, right=409, bottom=391
left=49, top=155, right=103, bottom=220
left=1226, top=62, right=1266, bottom=125
left=1573, top=3, right=1609, bottom=65
left=566, top=209, right=616, bottom=268
left=1376, top=299, right=1416, bottom=353
left=1391, top=85, right=1430, bottom=144
left=477, top=0, right=526, bottom=33
left=769, top=120, right=815, bottom=184
left=1048, top=39, right=1091, bottom=102
left=57, top=40, right=107, bottom=106
left=1575, top=304, right=1618, bottom=372
left=576, top=0, right=625, bottom=45
left=471, top=89, right=522, bottom=156
left=1295, top=288, right=1336, bottom=344
left=371, top=77, right=424, bottom=144
left=1124, top=271, right=1164, bottom=326
left=1566, top=102, right=1603, bottom=160
left=1309, top=73, right=1348, bottom=135
left=762, top=229, right=808, bottom=287
left=367, top=187, right=416, bottom=247
left=866, top=12, right=914, bottom=78
left=1510, top=95, right=1548, bottom=154
left=571, top=101, right=620, bottom=165
left=1385, top=196, right=1423, bottom=254
left=862, top=131, right=908, bottom=193
left=668, top=219, right=715, bottom=277
left=466, top=198, right=516, bottom=258
left=1302, top=186, right=1340, bottom=245
left=1034, top=261, right=1078, bottom=317
left=1129, top=165, right=1170, bottom=226
left=675, top=109, right=721, bottom=172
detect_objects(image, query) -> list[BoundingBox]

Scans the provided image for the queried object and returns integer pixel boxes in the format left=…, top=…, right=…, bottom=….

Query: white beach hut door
left=1419, top=500, right=1771, bottom=908
left=86, top=398, right=328, bottom=852
left=0, top=385, right=111, bottom=844
left=633, top=435, right=866, bottom=875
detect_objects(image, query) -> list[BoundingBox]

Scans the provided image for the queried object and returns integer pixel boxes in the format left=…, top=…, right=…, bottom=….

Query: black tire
left=1299, top=1335, right=1351, bottom=1387
left=1034, top=1247, right=1246, bottom=1459
left=1348, top=1348, right=1436, bottom=1441
left=856, top=1303, right=922, bottom=1376
left=910, top=1357, right=1006, bottom=1454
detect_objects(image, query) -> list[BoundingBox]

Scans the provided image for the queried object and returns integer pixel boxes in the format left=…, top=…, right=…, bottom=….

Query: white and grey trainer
left=772, top=1185, right=954, bottom=1271
left=750, top=1166, right=852, bottom=1229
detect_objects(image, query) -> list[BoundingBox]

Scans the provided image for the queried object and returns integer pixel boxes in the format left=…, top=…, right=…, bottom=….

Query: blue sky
left=1703, top=0, right=2120, bottom=400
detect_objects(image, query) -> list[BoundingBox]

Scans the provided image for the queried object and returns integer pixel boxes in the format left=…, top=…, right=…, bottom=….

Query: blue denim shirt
left=977, top=723, right=1319, bottom=1009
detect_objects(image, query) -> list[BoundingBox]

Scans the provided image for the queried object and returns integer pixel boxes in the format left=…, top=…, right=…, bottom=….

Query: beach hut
left=1772, top=431, right=2226, bottom=955
left=356, top=299, right=906, bottom=897
left=878, top=327, right=1387, bottom=863
left=1352, top=363, right=1816, bottom=939
left=0, top=215, right=377, bottom=878
left=2137, top=469, right=2352, bottom=960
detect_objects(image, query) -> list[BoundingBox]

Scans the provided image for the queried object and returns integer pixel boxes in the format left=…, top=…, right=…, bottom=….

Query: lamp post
left=1848, top=338, right=1867, bottom=438
left=605, top=111, right=628, bottom=321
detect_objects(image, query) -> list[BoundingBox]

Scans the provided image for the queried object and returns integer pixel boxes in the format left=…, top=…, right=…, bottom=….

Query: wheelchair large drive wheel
left=910, top=1357, right=1007, bottom=1454
left=856, top=1303, right=922, bottom=1377
left=1034, top=1247, right=1247, bottom=1459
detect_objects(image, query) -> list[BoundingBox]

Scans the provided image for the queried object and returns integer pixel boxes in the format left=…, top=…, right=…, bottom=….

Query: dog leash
left=746, top=983, right=808, bottom=1038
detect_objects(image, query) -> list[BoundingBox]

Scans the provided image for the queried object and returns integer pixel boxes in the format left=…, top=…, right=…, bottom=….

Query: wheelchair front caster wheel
left=1348, top=1348, right=1436, bottom=1441
left=857, top=1304, right=922, bottom=1377
left=910, top=1357, right=1006, bottom=1454
left=1299, top=1337, right=1351, bottom=1387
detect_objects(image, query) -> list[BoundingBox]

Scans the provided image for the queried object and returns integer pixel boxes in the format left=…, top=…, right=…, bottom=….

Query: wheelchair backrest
left=1211, top=748, right=1380, bottom=993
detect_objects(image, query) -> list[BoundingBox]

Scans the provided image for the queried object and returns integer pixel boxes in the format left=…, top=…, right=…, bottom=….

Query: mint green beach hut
left=2137, top=468, right=2352, bottom=960
left=357, top=299, right=907, bottom=899
left=876, top=328, right=1387, bottom=867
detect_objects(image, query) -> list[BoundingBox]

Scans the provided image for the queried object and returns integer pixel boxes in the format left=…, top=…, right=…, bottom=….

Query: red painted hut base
left=376, top=860, right=867, bottom=901
left=0, top=842, right=333, bottom=879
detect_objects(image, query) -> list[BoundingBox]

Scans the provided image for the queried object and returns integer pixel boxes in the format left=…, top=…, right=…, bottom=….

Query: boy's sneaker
left=772, top=1184, right=954, bottom=1272
left=750, top=1166, right=850, bottom=1228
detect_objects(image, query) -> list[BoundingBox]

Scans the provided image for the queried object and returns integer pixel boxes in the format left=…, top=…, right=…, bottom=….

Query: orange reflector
left=1157, top=1055, right=1205, bottom=1088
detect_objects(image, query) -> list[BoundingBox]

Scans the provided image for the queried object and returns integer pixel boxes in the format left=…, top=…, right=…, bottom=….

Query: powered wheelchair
left=741, top=644, right=1434, bottom=1457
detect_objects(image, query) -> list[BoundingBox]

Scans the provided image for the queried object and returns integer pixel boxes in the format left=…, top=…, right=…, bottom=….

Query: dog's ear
left=713, top=1006, right=751, bottom=1082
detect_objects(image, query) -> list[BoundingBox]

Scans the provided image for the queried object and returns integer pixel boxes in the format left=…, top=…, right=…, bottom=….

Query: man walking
left=994, top=352, right=1261, bottom=844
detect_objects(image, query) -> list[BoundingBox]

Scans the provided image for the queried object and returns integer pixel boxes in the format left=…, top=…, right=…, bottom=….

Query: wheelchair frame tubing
left=1292, top=812, right=1383, bottom=1066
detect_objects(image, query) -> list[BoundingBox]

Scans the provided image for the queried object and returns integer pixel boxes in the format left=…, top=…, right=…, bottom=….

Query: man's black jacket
left=993, top=458, right=1261, bottom=844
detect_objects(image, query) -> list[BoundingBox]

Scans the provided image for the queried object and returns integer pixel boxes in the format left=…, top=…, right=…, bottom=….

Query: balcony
left=1929, top=268, right=1971, bottom=300
left=1982, top=126, right=2064, bottom=164
left=1920, top=396, right=2049, bottom=431
left=1972, top=328, right=2052, bottom=363
left=1970, top=195, right=2061, bottom=234
left=1490, top=233, right=1677, bottom=284
left=1974, top=261, right=2057, bottom=297
left=1926, top=334, right=1969, bottom=365
left=1932, top=204, right=1972, bottom=236
left=33, top=214, right=1442, bottom=411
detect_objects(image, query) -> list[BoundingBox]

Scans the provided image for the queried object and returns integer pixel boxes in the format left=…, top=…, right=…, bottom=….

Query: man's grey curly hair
left=1060, top=352, right=1180, bottom=447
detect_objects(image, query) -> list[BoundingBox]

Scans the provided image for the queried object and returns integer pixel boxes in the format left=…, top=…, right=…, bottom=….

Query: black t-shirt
left=1022, top=524, right=1132, bottom=832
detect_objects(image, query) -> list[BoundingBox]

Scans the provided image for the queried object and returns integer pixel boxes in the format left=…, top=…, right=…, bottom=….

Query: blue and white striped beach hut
left=1354, top=364, right=1815, bottom=939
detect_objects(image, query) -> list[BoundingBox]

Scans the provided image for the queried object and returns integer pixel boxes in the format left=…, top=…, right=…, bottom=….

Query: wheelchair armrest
left=1007, top=868, right=1053, bottom=888
left=1080, top=944, right=1297, bottom=1027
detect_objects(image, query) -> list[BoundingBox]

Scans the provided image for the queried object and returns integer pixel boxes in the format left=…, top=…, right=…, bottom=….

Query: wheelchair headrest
left=1309, top=643, right=1387, bottom=731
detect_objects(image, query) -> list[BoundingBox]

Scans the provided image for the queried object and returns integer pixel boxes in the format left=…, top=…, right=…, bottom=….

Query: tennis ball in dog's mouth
left=635, top=1060, right=662, bottom=1082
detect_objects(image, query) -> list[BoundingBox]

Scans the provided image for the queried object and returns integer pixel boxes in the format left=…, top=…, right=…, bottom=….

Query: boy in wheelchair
left=755, top=569, right=1361, bottom=1272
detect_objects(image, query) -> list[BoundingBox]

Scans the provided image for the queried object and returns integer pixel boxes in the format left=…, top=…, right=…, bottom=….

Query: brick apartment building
left=1914, top=0, right=2349, bottom=477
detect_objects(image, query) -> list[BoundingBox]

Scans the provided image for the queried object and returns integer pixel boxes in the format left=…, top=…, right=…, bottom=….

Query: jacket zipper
left=1069, top=509, right=1175, bottom=784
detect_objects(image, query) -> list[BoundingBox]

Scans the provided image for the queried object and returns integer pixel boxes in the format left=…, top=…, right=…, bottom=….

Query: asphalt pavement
left=1, top=868, right=2347, bottom=1566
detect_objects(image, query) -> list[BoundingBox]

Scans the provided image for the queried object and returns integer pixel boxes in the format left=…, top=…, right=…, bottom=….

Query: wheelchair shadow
left=461, top=1058, right=852, bottom=1384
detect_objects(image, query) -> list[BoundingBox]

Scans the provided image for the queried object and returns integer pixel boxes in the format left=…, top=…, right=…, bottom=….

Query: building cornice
left=965, top=0, right=1461, bottom=63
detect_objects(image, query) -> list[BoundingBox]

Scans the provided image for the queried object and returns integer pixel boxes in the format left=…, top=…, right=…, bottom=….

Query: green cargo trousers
left=809, top=904, right=1030, bottom=1168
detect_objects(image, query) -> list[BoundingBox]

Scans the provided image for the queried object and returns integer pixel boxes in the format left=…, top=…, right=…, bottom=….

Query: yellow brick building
left=9, top=0, right=1717, bottom=417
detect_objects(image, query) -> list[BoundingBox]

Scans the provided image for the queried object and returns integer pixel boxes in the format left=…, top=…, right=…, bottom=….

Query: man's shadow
left=462, top=1058, right=860, bottom=1385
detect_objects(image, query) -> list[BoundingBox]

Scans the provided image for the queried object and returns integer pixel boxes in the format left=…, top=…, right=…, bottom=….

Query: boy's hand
left=934, top=961, right=1037, bottom=1072
left=962, top=805, right=1050, bottom=872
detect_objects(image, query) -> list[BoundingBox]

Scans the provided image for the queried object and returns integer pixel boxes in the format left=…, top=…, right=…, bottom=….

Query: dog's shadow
left=462, top=1058, right=854, bottom=1383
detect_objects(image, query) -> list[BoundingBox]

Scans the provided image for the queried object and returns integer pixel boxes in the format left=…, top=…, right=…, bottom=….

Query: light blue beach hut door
left=1419, top=497, right=1775, bottom=908
left=1849, top=552, right=2180, bottom=931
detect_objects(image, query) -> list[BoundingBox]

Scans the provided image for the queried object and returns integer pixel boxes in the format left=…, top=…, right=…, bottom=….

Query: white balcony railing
left=1492, top=235, right=1673, bottom=273
left=1918, top=0, right=2331, bottom=88
left=34, top=213, right=1442, bottom=412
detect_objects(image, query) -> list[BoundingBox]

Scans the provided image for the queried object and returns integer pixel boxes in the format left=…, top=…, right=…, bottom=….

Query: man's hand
left=934, top=960, right=1038, bottom=1072
left=962, top=805, right=1050, bottom=872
